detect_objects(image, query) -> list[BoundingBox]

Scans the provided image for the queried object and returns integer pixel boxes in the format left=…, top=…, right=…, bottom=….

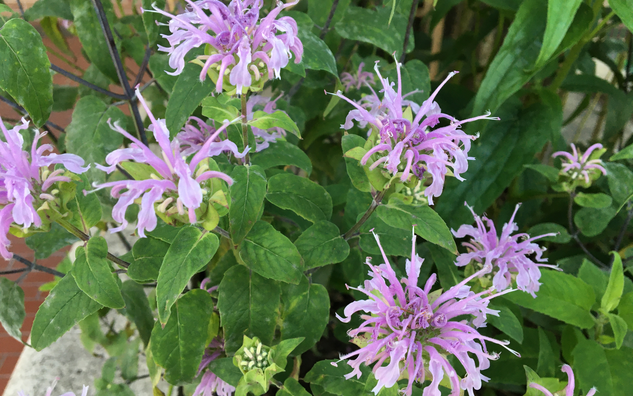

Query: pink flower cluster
left=150, top=0, right=303, bottom=94
left=452, top=203, right=558, bottom=297
left=529, top=364, right=596, bottom=396
left=552, top=143, right=607, bottom=184
left=89, top=88, right=248, bottom=237
left=341, top=62, right=375, bottom=92
left=0, top=117, right=89, bottom=259
left=335, top=60, right=495, bottom=204
left=336, top=231, right=518, bottom=396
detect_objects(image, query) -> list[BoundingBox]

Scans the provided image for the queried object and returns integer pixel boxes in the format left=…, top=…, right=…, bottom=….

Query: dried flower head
left=452, top=203, right=558, bottom=297
left=552, top=143, right=606, bottom=185
left=0, top=118, right=89, bottom=259
left=149, top=0, right=303, bottom=94
left=334, top=59, right=495, bottom=204
left=89, top=88, right=247, bottom=237
left=529, top=364, right=596, bottom=396
left=336, top=231, right=519, bottom=396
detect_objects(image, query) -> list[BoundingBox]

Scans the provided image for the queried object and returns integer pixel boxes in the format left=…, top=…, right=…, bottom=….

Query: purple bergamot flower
left=334, top=59, right=496, bottom=204
left=148, top=0, right=303, bottom=95
left=194, top=337, right=235, bottom=396
left=341, top=62, right=375, bottom=92
left=529, top=364, right=596, bottom=396
left=89, top=88, right=247, bottom=237
left=335, top=230, right=519, bottom=396
left=452, top=203, right=559, bottom=297
left=552, top=143, right=607, bottom=185
left=0, top=117, right=89, bottom=259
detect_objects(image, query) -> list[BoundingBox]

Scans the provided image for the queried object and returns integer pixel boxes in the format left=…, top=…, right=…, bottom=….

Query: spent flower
left=452, top=203, right=558, bottom=297
left=529, top=364, right=596, bottom=396
left=0, top=118, right=89, bottom=259
left=89, top=88, right=247, bottom=237
left=334, top=60, right=495, bottom=204
left=552, top=143, right=606, bottom=186
left=335, top=231, right=519, bottom=396
left=149, top=0, right=303, bottom=94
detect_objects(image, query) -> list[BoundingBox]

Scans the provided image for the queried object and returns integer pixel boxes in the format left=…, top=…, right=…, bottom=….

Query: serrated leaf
left=0, top=278, right=25, bottom=341
left=296, top=29, right=338, bottom=77
left=605, top=162, right=633, bottom=205
left=607, top=313, right=627, bottom=349
left=377, top=201, right=456, bottom=254
left=165, top=62, right=215, bottom=136
left=250, top=140, right=312, bottom=175
left=25, top=222, right=79, bottom=260
left=488, top=304, right=523, bottom=343
left=602, top=252, right=624, bottom=313
left=239, top=221, right=303, bottom=284
left=0, top=19, right=53, bottom=127
left=504, top=270, right=595, bottom=328
left=572, top=339, right=613, bottom=395
left=73, top=237, right=124, bottom=309
left=67, top=173, right=103, bottom=232
left=217, top=265, right=281, bottom=353
left=128, top=236, right=170, bottom=282
left=294, top=221, right=349, bottom=269
left=150, top=290, right=214, bottom=385
left=280, top=275, right=329, bottom=355
left=156, top=227, right=219, bottom=324
left=267, top=173, right=333, bottom=223
left=201, top=95, right=240, bottom=124
left=249, top=110, right=300, bottom=138
left=31, top=272, right=103, bottom=351
left=574, top=192, right=612, bottom=209
left=278, top=378, right=311, bottom=396
left=229, top=165, right=267, bottom=245
left=574, top=205, right=617, bottom=237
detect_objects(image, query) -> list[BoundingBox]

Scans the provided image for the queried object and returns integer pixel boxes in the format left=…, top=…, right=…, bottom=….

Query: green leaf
left=523, top=366, right=565, bottom=396
left=0, top=278, right=25, bottom=341
left=487, top=304, right=523, bottom=343
left=574, top=205, right=617, bottom=237
left=278, top=378, right=311, bottom=396
left=66, top=96, right=126, bottom=166
left=609, top=0, right=633, bottom=33
left=156, top=227, right=219, bottom=324
left=607, top=313, right=627, bottom=349
left=504, top=270, right=595, bottom=328
left=359, top=214, right=413, bottom=258
left=602, top=252, right=624, bottom=313
left=41, top=17, right=73, bottom=57
left=229, top=165, right=267, bottom=245
left=377, top=201, right=457, bottom=254
left=119, top=280, right=154, bottom=347
left=267, top=173, right=333, bottom=223
left=0, top=19, right=53, bottom=127
left=574, top=192, right=613, bottom=209
left=426, top=243, right=462, bottom=289
left=523, top=164, right=561, bottom=183
left=52, top=85, right=79, bottom=112
left=149, top=54, right=177, bottom=93
left=533, top=0, right=583, bottom=70
left=165, top=62, right=215, bottom=136
left=31, top=272, right=103, bottom=351
left=305, top=360, right=372, bottom=396
left=280, top=275, right=330, bottom=355
left=578, top=258, right=608, bottom=304
left=618, top=292, right=633, bottom=328
left=201, top=95, right=240, bottom=124
left=249, top=110, right=301, bottom=138
left=605, top=347, right=633, bottom=395
left=250, top=140, right=312, bottom=175
left=384, top=60, right=431, bottom=104
left=150, top=290, right=214, bottom=385
left=294, top=221, right=349, bottom=269
left=536, top=327, right=556, bottom=377
left=480, top=0, right=522, bottom=11
left=206, top=357, right=243, bottom=387
left=67, top=173, right=103, bottom=232
left=527, top=223, right=571, bottom=244
left=296, top=29, right=338, bottom=77
left=437, top=98, right=562, bottom=228
left=238, top=221, right=303, bottom=284
left=342, top=134, right=371, bottom=192
left=24, top=0, right=73, bottom=20
left=142, top=0, right=165, bottom=46
left=128, top=236, right=170, bottom=282
left=605, top=162, right=633, bottom=206
left=308, top=0, right=350, bottom=27
left=217, top=265, right=281, bottom=353
left=25, top=223, right=79, bottom=260
left=572, top=339, right=613, bottom=395
left=73, top=237, right=124, bottom=309
left=610, top=142, right=633, bottom=161
left=471, top=0, right=547, bottom=117
left=70, top=0, right=118, bottom=81
left=335, top=6, right=414, bottom=58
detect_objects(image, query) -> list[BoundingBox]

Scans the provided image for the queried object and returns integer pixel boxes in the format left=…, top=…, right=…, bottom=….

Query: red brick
left=23, top=299, right=44, bottom=314
left=0, top=377, right=9, bottom=395
left=0, top=354, right=21, bottom=374
left=0, top=335, right=24, bottom=354
left=25, top=270, right=55, bottom=283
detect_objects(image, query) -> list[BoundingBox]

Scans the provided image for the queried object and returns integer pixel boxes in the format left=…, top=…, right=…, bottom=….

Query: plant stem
left=319, top=0, right=340, bottom=39
left=343, top=190, right=387, bottom=240
left=241, top=92, right=250, bottom=165
left=213, top=226, right=231, bottom=240
left=132, top=45, right=152, bottom=88
left=12, top=254, right=66, bottom=278
left=400, top=0, right=420, bottom=63
left=50, top=64, right=128, bottom=101
left=614, top=203, right=633, bottom=252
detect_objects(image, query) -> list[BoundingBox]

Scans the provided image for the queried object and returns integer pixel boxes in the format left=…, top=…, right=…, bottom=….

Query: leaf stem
left=12, top=254, right=66, bottom=278
left=400, top=0, right=420, bottom=63
left=50, top=64, right=128, bottom=101
left=241, top=92, right=250, bottom=165
left=343, top=190, right=387, bottom=240
left=319, top=0, right=340, bottom=39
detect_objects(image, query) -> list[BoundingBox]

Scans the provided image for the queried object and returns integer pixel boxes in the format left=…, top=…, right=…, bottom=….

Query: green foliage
left=166, top=63, right=216, bottom=136
left=267, top=173, right=333, bottom=223
left=294, top=221, right=349, bottom=269
left=229, top=165, right=268, bottom=245
left=0, top=278, right=25, bottom=341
